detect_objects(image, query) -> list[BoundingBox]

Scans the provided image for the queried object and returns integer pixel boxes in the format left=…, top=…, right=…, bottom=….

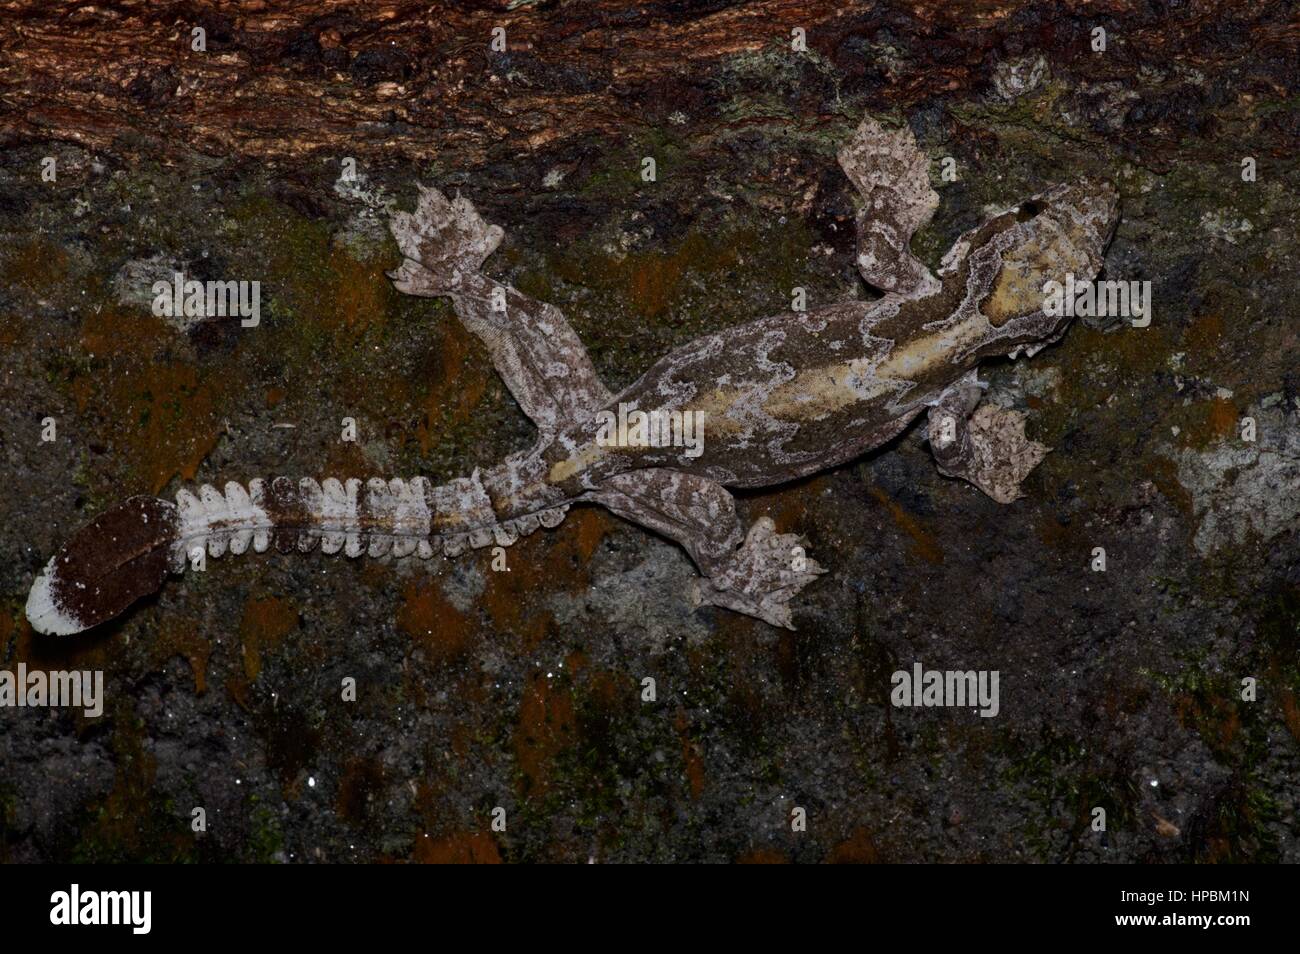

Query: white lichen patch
left=333, top=167, right=399, bottom=260
left=546, top=536, right=712, bottom=653
left=111, top=254, right=195, bottom=331
left=991, top=55, right=1049, bottom=101
left=1198, top=210, right=1253, bottom=245
left=1173, top=406, right=1300, bottom=555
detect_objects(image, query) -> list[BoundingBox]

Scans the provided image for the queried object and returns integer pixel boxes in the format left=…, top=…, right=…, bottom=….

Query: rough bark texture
left=1, top=0, right=1298, bottom=862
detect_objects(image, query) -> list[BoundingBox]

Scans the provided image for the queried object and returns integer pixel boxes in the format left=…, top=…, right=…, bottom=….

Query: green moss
left=999, top=726, right=1140, bottom=859
left=1143, top=626, right=1291, bottom=862
left=247, top=800, right=285, bottom=863
left=713, top=43, right=843, bottom=124
left=64, top=709, right=202, bottom=863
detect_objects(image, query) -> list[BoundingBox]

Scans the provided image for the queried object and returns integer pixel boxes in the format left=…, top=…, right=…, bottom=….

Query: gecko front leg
left=388, top=186, right=610, bottom=438
left=926, top=374, right=1050, bottom=504
left=837, top=116, right=941, bottom=298
left=590, top=470, right=825, bottom=630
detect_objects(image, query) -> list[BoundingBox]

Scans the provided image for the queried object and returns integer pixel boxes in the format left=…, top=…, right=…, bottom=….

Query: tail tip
left=25, top=557, right=91, bottom=636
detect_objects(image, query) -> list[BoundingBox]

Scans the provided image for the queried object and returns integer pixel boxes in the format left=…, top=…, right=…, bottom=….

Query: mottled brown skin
left=543, top=185, right=1119, bottom=495
left=28, top=116, right=1120, bottom=636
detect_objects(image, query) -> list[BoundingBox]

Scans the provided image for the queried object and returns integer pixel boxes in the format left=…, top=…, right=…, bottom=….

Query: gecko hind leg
left=926, top=374, right=1050, bottom=504
left=837, top=115, right=941, bottom=299
left=388, top=185, right=610, bottom=438
left=589, top=470, right=825, bottom=630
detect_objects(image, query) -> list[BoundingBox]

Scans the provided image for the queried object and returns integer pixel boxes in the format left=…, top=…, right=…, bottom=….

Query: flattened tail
left=26, top=496, right=178, bottom=636
left=27, top=475, right=572, bottom=637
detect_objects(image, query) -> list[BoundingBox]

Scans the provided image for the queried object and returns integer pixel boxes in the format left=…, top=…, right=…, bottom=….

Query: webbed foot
left=930, top=403, right=1050, bottom=504
left=688, top=517, right=825, bottom=630
left=388, top=185, right=504, bottom=296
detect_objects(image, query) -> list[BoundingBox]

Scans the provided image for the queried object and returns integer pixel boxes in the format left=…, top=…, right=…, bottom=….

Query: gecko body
left=27, top=117, right=1118, bottom=635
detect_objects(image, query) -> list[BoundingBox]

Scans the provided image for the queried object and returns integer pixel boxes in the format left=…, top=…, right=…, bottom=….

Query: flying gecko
left=26, top=116, right=1119, bottom=636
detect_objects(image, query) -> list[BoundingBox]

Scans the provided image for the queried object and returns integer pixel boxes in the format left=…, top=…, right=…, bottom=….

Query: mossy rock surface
left=1, top=1, right=1297, bottom=862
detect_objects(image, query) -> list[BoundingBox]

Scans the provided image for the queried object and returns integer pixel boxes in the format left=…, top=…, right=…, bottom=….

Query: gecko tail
left=26, top=473, right=570, bottom=637
left=26, top=496, right=178, bottom=636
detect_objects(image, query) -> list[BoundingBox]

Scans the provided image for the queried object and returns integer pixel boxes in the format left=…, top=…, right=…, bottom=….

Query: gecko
left=26, top=116, right=1119, bottom=637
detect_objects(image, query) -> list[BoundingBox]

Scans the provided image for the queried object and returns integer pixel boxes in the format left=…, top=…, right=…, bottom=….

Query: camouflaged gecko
left=26, top=117, right=1119, bottom=637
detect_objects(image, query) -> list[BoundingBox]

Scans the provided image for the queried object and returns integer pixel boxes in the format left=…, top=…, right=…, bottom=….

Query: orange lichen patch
left=417, top=321, right=492, bottom=454
left=322, top=248, right=391, bottom=333
left=224, top=672, right=252, bottom=712
left=239, top=595, right=299, bottom=682
left=1, top=236, right=70, bottom=301
left=716, top=598, right=766, bottom=650
left=336, top=755, right=386, bottom=831
left=553, top=231, right=742, bottom=321
left=414, top=830, right=502, bottom=864
left=775, top=629, right=803, bottom=689
left=1174, top=688, right=1240, bottom=756
left=479, top=507, right=612, bottom=647
left=1149, top=456, right=1195, bottom=518
left=1036, top=512, right=1088, bottom=551
left=868, top=486, right=944, bottom=564
left=90, top=714, right=168, bottom=856
left=566, top=506, right=611, bottom=562
left=358, top=560, right=392, bottom=591
left=238, top=196, right=394, bottom=338
left=1183, top=312, right=1225, bottom=356
left=737, top=848, right=789, bottom=863
left=63, top=295, right=240, bottom=494
left=515, top=671, right=576, bottom=798
left=1076, top=324, right=1170, bottom=377
left=337, top=367, right=418, bottom=432
left=320, top=440, right=378, bottom=483
left=1204, top=398, right=1239, bottom=440
left=79, top=304, right=170, bottom=357
left=827, top=827, right=881, bottom=863
left=580, top=667, right=629, bottom=719
left=71, top=361, right=225, bottom=494
left=1176, top=397, right=1238, bottom=449
left=674, top=708, right=705, bottom=799
left=0, top=312, right=23, bottom=347
left=147, top=618, right=212, bottom=694
left=0, top=610, right=11, bottom=656
left=1279, top=690, right=1300, bottom=745
left=750, top=477, right=824, bottom=535
left=396, top=577, right=474, bottom=665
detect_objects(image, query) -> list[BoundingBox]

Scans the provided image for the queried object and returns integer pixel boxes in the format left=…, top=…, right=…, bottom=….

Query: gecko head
left=964, top=178, right=1120, bottom=359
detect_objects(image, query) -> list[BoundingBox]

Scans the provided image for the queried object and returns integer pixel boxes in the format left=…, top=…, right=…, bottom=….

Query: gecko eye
left=1016, top=200, right=1044, bottom=221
